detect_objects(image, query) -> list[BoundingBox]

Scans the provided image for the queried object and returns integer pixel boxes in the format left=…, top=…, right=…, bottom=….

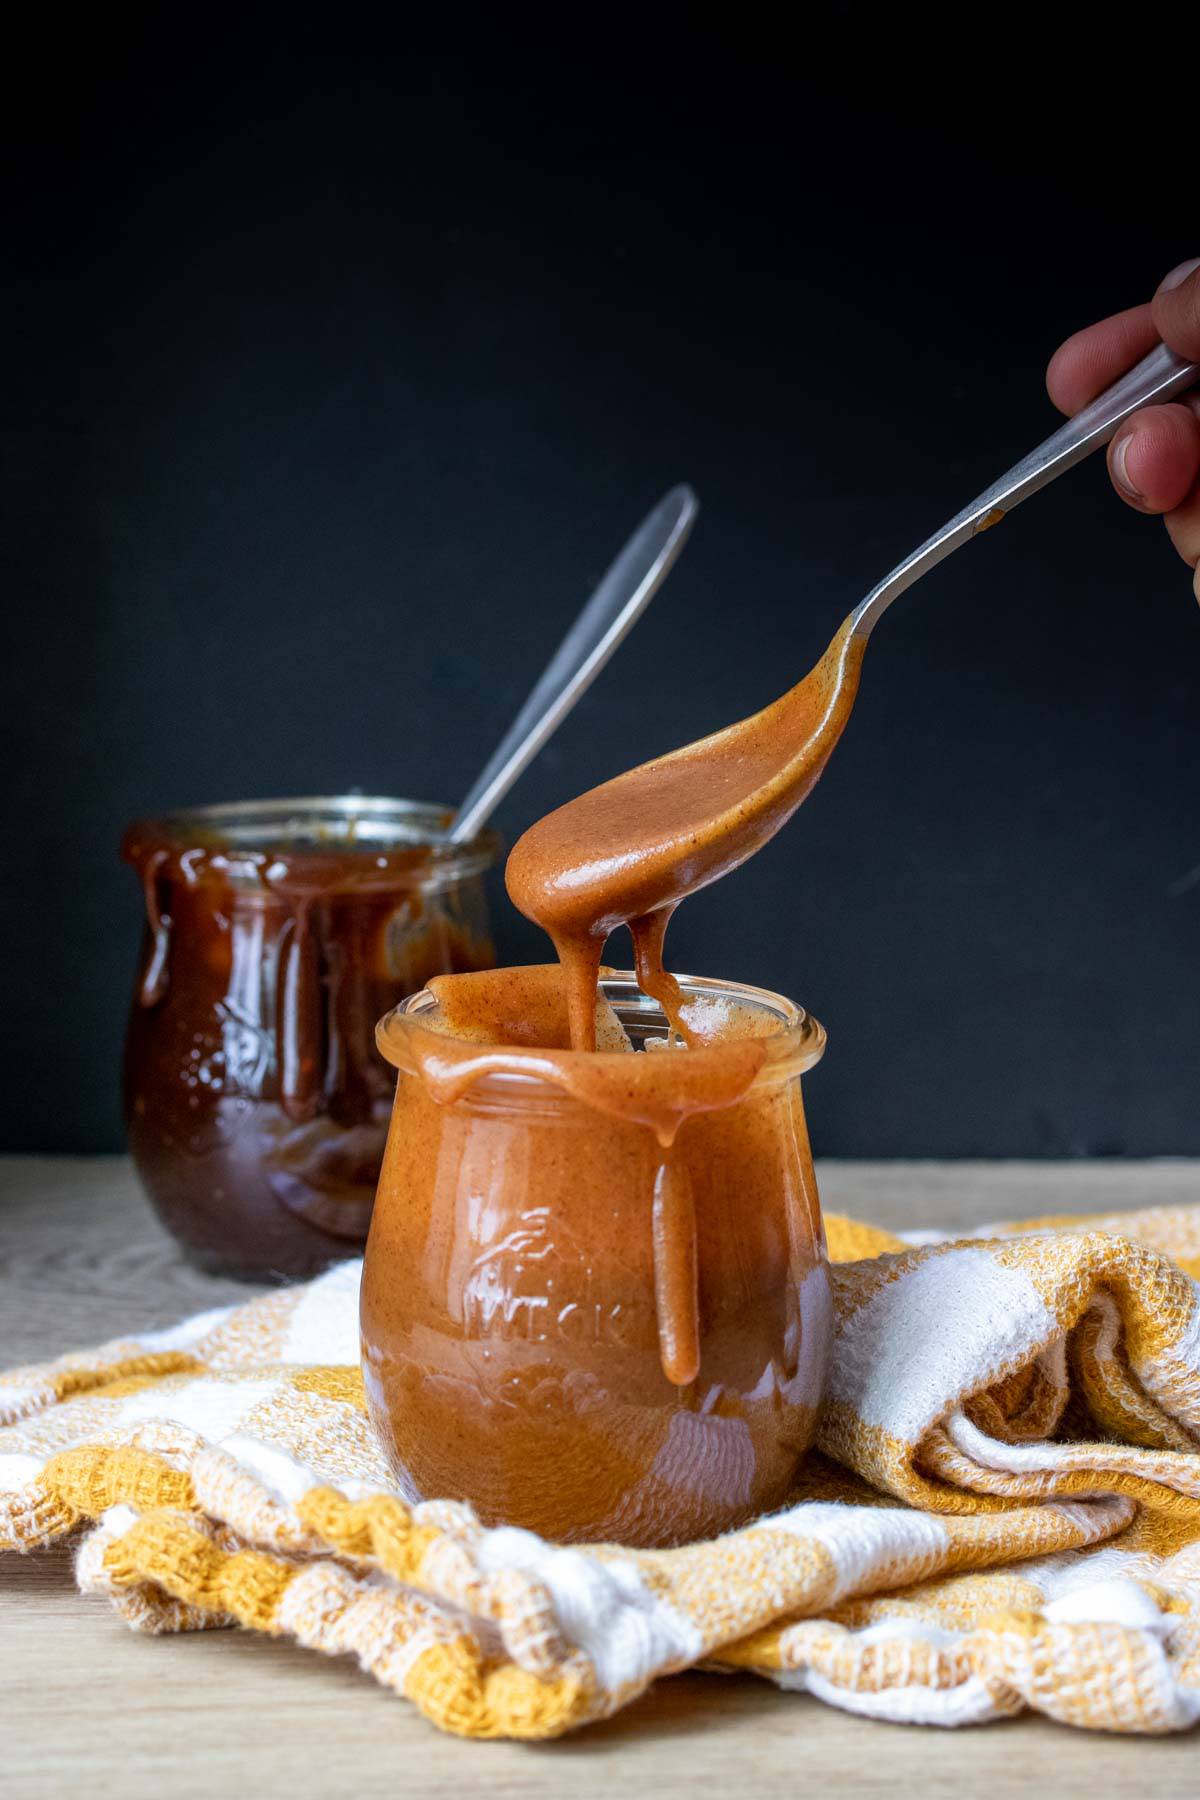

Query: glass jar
left=122, top=797, right=498, bottom=1281
left=361, top=972, right=831, bottom=1547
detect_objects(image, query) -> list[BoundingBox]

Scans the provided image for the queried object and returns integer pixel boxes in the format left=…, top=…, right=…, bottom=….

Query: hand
left=1047, top=259, right=1200, bottom=603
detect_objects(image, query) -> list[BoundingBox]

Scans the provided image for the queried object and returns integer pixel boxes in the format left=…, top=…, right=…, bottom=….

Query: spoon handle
left=852, top=341, right=1199, bottom=637
left=449, top=485, right=699, bottom=843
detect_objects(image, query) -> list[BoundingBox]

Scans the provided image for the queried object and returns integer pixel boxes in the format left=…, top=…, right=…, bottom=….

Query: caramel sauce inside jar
left=122, top=803, right=496, bottom=1280
left=360, top=966, right=830, bottom=1546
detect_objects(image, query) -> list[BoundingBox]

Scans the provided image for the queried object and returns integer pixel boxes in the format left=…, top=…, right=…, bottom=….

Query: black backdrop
left=4, top=10, right=1198, bottom=1156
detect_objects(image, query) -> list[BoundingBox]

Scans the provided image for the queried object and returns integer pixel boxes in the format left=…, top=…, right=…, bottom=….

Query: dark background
left=4, top=9, right=1198, bottom=1158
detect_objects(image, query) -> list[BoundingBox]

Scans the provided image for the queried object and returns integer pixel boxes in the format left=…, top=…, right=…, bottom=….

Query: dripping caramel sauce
left=393, top=619, right=864, bottom=1388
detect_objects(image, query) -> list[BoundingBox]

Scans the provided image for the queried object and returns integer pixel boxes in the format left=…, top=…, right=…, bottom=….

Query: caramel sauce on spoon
left=506, top=617, right=866, bottom=1049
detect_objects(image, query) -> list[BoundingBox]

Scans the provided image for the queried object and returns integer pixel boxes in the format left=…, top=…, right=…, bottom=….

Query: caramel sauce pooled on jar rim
left=376, top=966, right=825, bottom=1388
left=505, top=617, right=865, bottom=1051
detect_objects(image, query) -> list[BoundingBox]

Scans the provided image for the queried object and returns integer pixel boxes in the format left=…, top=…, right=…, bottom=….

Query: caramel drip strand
left=651, top=1153, right=700, bottom=1387
left=553, top=933, right=605, bottom=1055
left=630, top=906, right=691, bottom=1045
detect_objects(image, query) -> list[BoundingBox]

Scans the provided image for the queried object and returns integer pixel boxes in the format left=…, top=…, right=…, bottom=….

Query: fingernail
left=1158, top=256, right=1200, bottom=293
left=1111, top=434, right=1143, bottom=501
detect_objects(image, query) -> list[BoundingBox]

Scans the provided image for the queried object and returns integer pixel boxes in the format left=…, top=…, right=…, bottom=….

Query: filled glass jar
left=122, top=797, right=498, bottom=1281
left=361, top=969, right=831, bottom=1547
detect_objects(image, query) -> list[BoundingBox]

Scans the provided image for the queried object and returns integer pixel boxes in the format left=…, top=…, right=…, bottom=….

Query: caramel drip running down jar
left=122, top=798, right=498, bottom=1281
left=360, top=970, right=831, bottom=1547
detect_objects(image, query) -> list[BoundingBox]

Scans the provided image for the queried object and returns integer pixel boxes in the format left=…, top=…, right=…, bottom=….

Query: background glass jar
left=122, top=797, right=498, bottom=1281
left=361, top=972, right=831, bottom=1548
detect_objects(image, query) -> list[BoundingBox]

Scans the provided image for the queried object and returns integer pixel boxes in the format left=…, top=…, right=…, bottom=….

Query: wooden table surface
left=2, top=1155, right=1198, bottom=1797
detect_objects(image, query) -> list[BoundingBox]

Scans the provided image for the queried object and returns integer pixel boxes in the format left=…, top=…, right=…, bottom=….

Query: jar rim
left=377, top=969, right=826, bottom=1098
left=122, top=795, right=500, bottom=885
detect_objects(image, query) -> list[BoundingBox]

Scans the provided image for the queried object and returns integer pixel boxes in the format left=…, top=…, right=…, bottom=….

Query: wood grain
left=2, top=1155, right=1197, bottom=1797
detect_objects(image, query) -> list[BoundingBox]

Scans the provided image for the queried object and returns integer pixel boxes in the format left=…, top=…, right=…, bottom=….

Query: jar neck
left=378, top=968, right=825, bottom=1126
left=122, top=795, right=499, bottom=894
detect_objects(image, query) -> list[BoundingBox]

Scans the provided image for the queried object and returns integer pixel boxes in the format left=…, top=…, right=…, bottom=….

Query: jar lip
left=122, top=795, right=500, bottom=884
left=378, top=969, right=826, bottom=1093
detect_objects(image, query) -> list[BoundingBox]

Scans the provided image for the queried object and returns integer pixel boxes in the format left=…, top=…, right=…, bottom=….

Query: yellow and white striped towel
left=3, top=1203, right=1200, bottom=1738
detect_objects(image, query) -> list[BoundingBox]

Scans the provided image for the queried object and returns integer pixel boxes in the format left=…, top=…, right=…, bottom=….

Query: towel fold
left=3, top=1201, right=1199, bottom=1737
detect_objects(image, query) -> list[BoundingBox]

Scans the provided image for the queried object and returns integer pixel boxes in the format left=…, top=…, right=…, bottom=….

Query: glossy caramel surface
left=123, top=825, right=494, bottom=1280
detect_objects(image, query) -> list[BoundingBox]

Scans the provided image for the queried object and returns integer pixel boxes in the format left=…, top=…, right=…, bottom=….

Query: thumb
left=1152, top=259, right=1200, bottom=362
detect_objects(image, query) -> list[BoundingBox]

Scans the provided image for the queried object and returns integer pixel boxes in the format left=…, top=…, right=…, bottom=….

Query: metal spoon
left=852, top=341, right=1199, bottom=638
left=505, top=338, right=1200, bottom=1052
left=449, top=485, right=698, bottom=843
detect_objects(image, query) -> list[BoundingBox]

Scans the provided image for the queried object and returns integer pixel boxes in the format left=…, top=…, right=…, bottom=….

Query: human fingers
left=1106, top=403, right=1200, bottom=516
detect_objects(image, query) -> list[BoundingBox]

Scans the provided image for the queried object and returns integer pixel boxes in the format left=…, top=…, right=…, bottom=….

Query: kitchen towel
left=2, top=1200, right=1199, bottom=1737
